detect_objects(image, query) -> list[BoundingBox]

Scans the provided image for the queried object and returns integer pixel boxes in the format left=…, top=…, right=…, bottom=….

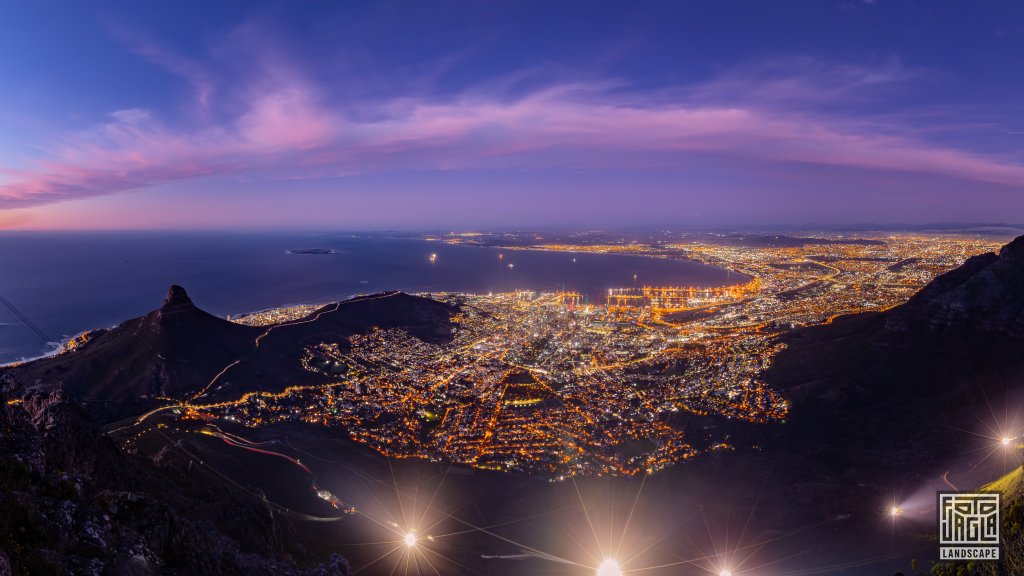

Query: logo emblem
left=938, top=491, right=1000, bottom=560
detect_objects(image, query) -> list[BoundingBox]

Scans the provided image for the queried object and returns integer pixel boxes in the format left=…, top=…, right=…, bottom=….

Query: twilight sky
left=0, top=0, right=1022, bottom=230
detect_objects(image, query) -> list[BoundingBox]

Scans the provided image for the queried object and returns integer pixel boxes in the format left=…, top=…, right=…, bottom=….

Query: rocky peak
left=161, top=285, right=194, bottom=311
left=157, top=285, right=205, bottom=325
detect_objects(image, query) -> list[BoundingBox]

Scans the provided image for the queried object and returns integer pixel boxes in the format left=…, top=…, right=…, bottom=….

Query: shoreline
left=0, top=239, right=746, bottom=364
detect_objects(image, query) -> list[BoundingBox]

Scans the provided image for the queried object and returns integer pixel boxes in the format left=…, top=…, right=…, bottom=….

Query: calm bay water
left=0, top=232, right=736, bottom=363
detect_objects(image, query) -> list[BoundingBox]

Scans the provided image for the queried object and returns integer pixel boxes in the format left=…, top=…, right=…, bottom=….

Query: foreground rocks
left=0, top=385, right=350, bottom=576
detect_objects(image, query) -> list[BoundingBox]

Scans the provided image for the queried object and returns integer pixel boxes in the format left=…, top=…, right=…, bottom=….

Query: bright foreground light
left=719, top=570, right=733, bottom=576
left=596, top=559, right=623, bottom=576
left=1002, top=436, right=1012, bottom=446
left=404, top=532, right=417, bottom=548
left=890, top=506, right=902, bottom=517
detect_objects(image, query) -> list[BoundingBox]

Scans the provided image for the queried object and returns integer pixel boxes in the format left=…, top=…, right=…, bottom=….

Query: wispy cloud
left=104, top=22, right=216, bottom=110
left=683, top=56, right=925, bottom=107
left=1, top=41, right=1021, bottom=210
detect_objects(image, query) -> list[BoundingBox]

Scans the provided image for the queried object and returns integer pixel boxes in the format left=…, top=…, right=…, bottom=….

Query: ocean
left=0, top=232, right=735, bottom=363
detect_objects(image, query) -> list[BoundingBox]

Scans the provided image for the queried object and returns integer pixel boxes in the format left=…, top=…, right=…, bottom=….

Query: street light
left=596, top=559, right=622, bottom=576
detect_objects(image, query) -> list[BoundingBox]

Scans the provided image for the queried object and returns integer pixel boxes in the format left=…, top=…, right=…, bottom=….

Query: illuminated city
left=2, top=1, right=1023, bottom=575
left=108, top=233, right=1003, bottom=482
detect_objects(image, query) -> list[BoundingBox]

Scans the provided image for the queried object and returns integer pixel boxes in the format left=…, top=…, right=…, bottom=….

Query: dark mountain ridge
left=6, top=287, right=457, bottom=412
left=0, top=287, right=458, bottom=575
left=886, top=235, right=1024, bottom=337
left=7, top=285, right=259, bottom=409
left=765, top=234, right=1024, bottom=472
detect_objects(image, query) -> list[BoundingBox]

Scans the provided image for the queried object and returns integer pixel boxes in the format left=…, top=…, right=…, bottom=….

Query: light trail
left=189, top=300, right=345, bottom=400
left=216, top=434, right=312, bottom=473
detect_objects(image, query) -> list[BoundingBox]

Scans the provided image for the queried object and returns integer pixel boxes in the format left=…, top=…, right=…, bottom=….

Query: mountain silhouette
left=765, top=234, right=1024, bottom=472
left=8, top=286, right=456, bottom=414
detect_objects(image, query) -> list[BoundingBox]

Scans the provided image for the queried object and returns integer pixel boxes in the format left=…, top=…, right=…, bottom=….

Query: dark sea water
left=0, top=232, right=736, bottom=363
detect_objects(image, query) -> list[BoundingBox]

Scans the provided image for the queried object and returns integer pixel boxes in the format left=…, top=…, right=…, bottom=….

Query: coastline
left=0, top=236, right=744, bottom=364
left=470, top=241, right=756, bottom=285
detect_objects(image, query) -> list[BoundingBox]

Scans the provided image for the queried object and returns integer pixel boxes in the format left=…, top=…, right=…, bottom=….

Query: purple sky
left=0, top=1, right=1022, bottom=229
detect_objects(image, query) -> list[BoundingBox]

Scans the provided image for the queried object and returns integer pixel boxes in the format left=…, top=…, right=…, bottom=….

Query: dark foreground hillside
left=760, top=235, right=1024, bottom=575
left=0, top=377, right=351, bottom=576
left=767, top=236, right=1024, bottom=470
left=0, top=288, right=457, bottom=576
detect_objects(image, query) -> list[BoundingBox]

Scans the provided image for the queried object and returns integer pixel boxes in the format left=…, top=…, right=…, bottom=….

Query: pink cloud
left=683, top=56, right=925, bottom=107
left=2, top=67, right=1023, bottom=211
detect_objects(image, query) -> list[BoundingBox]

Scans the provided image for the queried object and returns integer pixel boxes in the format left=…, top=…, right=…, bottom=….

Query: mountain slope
left=685, top=235, right=1024, bottom=575
left=886, top=234, right=1024, bottom=337
left=211, top=291, right=458, bottom=401
left=765, top=234, right=1024, bottom=471
left=8, top=286, right=260, bottom=407
left=5, top=287, right=458, bottom=411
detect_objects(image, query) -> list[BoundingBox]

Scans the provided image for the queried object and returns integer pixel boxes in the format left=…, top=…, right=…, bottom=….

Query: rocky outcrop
left=0, top=549, right=11, bottom=576
left=0, top=388, right=350, bottom=576
left=886, top=235, right=1024, bottom=337
left=159, top=285, right=193, bottom=312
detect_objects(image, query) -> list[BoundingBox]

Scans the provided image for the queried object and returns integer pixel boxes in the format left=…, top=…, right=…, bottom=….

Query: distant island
left=285, top=248, right=339, bottom=255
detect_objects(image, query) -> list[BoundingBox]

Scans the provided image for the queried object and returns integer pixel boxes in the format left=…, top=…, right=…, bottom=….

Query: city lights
left=4, top=0, right=1015, bottom=572
left=173, top=234, right=1000, bottom=480
left=87, top=230, right=1010, bottom=576
left=109, top=231, right=1007, bottom=572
